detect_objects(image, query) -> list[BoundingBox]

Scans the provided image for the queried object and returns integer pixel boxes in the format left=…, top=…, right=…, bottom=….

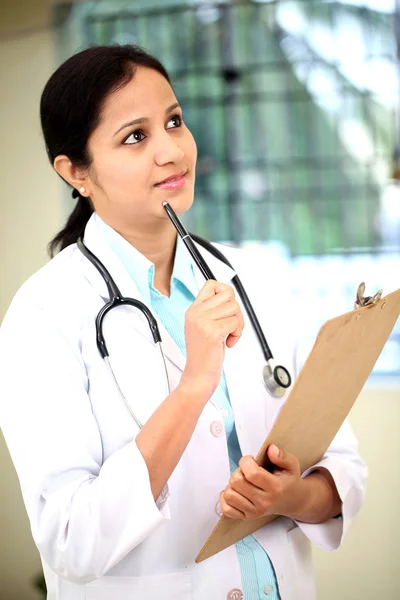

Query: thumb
left=267, top=444, right=294, bottom=472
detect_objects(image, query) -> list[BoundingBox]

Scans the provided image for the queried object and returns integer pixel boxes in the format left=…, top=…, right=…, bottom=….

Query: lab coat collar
left=171, top=235, right=199, bottom=298
left=93, top=212, right=154, bottom=307
left=79, top=213, right=237, bottom=373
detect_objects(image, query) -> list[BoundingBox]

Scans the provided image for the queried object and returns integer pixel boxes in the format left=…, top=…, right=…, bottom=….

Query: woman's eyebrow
left=113, top=102, right=181, bottom=137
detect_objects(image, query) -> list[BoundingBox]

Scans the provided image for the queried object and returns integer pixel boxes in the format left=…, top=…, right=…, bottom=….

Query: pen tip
left=162, top=201, right=168, bottom=207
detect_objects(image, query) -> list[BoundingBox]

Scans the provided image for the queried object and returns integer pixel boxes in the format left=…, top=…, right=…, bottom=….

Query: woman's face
left=86, top=66, right=197, bottom=231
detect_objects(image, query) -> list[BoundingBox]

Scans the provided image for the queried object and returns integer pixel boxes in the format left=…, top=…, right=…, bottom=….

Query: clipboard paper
left=196, top=288, right=400, bottom=563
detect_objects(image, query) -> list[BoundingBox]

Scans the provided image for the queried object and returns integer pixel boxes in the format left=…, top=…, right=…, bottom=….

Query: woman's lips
left=155, top=174, right=186, bottom=190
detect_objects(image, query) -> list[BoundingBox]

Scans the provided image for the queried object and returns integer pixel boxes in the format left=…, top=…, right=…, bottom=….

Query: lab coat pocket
left=85, top=572, right=192, bottom=600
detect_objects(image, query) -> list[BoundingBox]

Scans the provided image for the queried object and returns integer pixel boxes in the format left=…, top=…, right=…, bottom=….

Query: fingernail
left=270, top=444, right=280, bottom=457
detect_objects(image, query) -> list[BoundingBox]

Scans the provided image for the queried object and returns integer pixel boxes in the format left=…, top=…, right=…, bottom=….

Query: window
left=56, top=0, right=400, bottom=376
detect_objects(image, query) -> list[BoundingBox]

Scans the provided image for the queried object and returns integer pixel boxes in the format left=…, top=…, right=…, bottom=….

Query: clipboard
left=196, top=287, right=400, bottom=563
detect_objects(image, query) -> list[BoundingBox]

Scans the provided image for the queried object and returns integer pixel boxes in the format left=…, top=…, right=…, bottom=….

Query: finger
left=200, top=314, right=241, bottom=344
left=226, top=318, right=245, bottom=348
left=199, top=288, right=236, bottom=312
left=225, top=316, right=244, bottom=347
left=267, top=445, right=298, bottom=473
left=205, top=299, right=241, bottom=321
left=216, top=316, right=242, bottom=343
left=225, top=305, right=245, bottom=347
left=219, top=491, right=247, bottom=520
left=220, top=486, right=255, bottom=519
left=192, top=281, right=233, bottom=306
left=239, top=455, right=275, bottom=491
left=223, top=487, right=259, bottom=518
left=235, top=304, right=245, bottom=337
left=237, top=301, right=245, bottom=330
left=229, top=469, right=265, bottom=503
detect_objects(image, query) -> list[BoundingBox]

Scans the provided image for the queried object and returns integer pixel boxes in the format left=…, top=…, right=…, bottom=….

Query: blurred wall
left=0, top=1, right=63, bottom=599
left=314, top=384, right=400, bottom=599
left=0, top=2, right=399, bottom=600
left=0, top=0, right=63, bottom=318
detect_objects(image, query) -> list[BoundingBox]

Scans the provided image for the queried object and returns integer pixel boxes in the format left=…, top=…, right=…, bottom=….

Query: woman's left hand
left=219, top=445, right=305, bottom=520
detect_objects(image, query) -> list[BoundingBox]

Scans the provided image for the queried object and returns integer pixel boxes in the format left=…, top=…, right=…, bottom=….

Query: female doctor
left=0, top=45, right=367, bottom=600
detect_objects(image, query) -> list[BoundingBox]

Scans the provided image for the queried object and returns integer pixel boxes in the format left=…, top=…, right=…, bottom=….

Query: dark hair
left=41, top=44, right=172, bottom=257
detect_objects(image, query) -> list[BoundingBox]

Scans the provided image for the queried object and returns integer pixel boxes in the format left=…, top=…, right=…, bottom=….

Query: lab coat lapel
left=222, top=327, right=269, bottom=457
left=80, top=216, right=186, bottom=372
left=192, top=242, right=269, bottom=456
left=79, top=224, right=268, bottom=451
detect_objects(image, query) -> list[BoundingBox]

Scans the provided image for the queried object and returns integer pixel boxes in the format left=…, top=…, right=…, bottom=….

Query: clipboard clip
left=354, top=282, right=383, bottom=310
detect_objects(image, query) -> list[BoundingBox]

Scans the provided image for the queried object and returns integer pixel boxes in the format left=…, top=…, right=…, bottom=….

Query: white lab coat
left=0, top=215, right=367, bottom=600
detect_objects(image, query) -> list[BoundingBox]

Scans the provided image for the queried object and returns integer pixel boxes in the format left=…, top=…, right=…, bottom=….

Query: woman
left=0, top=45, right=367, bottom=600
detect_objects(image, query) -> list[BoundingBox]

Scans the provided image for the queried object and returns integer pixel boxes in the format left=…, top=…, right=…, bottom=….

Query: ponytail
left=42, top=45, right=172, bottom=258
left=48, top=193, right=93, bottom=258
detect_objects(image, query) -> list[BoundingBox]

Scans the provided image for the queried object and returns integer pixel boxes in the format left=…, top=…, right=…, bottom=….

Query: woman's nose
left=154, top=131, right=185, bottom=165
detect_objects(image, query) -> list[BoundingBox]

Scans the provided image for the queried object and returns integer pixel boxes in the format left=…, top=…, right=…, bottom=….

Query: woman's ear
left=53, top=155, right=91, bottom=197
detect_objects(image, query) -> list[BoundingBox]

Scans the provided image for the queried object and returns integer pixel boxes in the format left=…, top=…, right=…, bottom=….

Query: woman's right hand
left=179, top=280, right=245, bottom=400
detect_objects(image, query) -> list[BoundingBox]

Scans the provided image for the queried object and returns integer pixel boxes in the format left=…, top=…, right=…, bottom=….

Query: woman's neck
left=119, top=225, right=177, bottom=297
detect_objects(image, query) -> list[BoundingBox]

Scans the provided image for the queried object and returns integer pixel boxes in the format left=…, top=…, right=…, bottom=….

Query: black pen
left=162, top=201, right=216, bottom=281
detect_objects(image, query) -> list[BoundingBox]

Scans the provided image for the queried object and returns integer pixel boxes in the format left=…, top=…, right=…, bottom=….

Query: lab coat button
left=215, top=501, right=223, bottom=517
left=227, top=589, right=243, bottom=600
left=264, top=584, right=274, bottom=595
left=210, top=420, right=224, bottom=437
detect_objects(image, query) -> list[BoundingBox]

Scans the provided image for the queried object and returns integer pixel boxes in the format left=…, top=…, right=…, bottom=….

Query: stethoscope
left=77, top=203, right=291, bottom=428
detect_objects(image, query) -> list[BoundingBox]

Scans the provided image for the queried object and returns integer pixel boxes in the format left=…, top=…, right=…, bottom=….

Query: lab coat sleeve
left=232, top=245, right=367, bottom=551
left=294, top=418, right=368, bottom=551
left=0, top=288, right=170, bottom=585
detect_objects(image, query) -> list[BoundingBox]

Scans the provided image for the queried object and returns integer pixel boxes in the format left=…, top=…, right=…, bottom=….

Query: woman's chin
left=160, top=193, right=194, bottom=215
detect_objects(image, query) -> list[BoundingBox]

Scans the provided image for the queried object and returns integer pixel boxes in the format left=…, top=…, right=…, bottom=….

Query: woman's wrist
left=287, top=469, right=342, bottom=524
left=176, top=376, right=214, bottom=407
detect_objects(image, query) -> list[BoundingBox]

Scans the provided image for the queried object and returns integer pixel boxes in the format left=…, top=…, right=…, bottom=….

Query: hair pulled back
left=41, top=44, right=171, bottom=257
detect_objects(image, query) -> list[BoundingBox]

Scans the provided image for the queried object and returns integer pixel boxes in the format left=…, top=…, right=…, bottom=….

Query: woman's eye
left=123, top=130, right=146, bottom=145
left=167, top=114, right=183, bottom=129
left=123, top=115, right=183, bottom=145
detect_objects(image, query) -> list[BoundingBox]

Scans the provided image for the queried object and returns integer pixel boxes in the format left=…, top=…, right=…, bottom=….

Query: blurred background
left=0, top=0, right=399, bottom=598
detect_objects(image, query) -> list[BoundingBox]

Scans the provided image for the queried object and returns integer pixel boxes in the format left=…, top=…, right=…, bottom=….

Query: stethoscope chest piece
left=262, top=363, right=292, bottom=398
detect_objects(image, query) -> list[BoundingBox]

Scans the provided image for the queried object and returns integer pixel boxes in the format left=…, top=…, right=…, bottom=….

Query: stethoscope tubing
left=77, top=218, right=291, bottom=426
left=78, top=239, right=162, bottom=358
left=189, top=233, right=274, bottom=363
left=163, top=202, right=274, bottom=362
